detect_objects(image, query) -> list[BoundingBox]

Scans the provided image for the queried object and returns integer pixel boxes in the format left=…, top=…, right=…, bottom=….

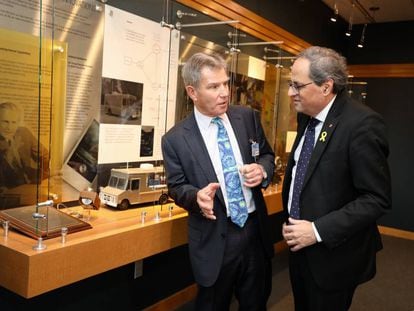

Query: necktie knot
left=308, top=118, right=319, bottom=130
left=211, top=116, right=223, bottom=127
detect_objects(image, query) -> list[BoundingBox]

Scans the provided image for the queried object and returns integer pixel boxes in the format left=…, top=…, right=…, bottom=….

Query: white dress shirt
left=288, top=95, right=336, bottom=241
left=194, top=107, right=255, bottom=215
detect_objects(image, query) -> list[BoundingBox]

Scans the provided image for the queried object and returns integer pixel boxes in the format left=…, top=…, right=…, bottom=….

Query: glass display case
left=0, top=0, right=299, bottom=239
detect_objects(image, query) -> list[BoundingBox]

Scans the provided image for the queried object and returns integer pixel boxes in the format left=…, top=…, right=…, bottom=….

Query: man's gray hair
left=181, top=52, right=227, bottom=88
left=298, top=46, right=348, bottom=93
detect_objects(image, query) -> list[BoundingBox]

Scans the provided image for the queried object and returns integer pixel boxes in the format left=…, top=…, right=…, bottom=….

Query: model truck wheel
left=119, top=199, right=130, bottom=210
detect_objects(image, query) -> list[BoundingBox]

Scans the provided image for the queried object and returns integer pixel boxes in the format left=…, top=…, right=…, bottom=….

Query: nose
left=219, top=84, right=229, bottom=97
left=287, top=86, right=297, bottom=97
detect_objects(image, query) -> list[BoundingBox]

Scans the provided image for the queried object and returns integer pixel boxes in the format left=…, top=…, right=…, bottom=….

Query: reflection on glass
left=176, top=32, right=296, bottom=185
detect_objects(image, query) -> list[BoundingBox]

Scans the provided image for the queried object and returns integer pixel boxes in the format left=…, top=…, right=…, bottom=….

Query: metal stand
left=33, top=237, right=46, bottom=251
left=61, top=227, right=68, bottom=244
left=83, top=208, right=92, bottom=221
left=141, top=211, right=147, bottom=224
left=2, top=220, right=9, bottom=238
left=154, top=210, right=161, bottom=222
left=31, top=200, right=54, bottom=250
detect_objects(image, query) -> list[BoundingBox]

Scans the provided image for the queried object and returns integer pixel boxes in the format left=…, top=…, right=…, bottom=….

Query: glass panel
left=0, top=0, right=65, bottom=212
left=0, top=0, right=302, bottom=239
left=273, top=66, right=296, bottom=184
left=0, top=0, right=102, bottom=239
left=176, top=28, right=296, bottom=186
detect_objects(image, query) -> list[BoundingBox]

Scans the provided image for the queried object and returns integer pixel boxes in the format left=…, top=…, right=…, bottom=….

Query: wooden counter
left=0, top=190, right=282, bottom=299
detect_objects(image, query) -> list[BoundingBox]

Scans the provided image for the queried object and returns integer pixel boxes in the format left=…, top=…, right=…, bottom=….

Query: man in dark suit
left=282, top=46, right=392, bottom=311
left=162, top=52, right=275, bottom=310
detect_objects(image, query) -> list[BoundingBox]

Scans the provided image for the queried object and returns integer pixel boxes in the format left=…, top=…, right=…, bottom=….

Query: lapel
left=182, top=112, right=226, bottom=207
left=301, top=92, right=347, bottom=190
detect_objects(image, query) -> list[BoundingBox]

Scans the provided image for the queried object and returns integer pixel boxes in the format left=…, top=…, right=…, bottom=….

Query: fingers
left=288, top=217, right=300, bottom=225
left=240, top=163, right=264, bottom=187
left=205, top=182, right=220, bottom=197
left=200, top=208, right=216, bottom=220
left=283, top=229, right=301, bottom=251
left=282, top=219, right=316, bottom=251
left=199, top=183, right=219, bottom=201
left=197, top=183, right=219, bottom=220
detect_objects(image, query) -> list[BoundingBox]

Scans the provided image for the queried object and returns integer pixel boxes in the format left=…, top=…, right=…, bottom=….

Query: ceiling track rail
left=350, top=0, right=376, bottom=23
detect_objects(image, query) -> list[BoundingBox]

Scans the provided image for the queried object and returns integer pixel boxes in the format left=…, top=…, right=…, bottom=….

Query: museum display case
left=0, top=0, right=293, bottom=236
left=0, top=0, right=289, bottom=301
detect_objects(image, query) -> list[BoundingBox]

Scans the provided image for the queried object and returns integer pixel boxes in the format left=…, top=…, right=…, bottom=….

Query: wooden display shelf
left=0, top=191, right=282, bottom=299
left=0, top=204, right=189, bottom=298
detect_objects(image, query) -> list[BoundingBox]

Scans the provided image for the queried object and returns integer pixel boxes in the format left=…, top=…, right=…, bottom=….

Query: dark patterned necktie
left=211, top=117, right=248, bottom=227
left=290, top=118, right=320, bottom=219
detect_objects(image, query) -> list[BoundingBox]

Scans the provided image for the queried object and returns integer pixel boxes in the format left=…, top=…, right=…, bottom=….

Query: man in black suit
left=282, top=46, right=392, bottom=311
left=162, top=52, right=275, bottom=310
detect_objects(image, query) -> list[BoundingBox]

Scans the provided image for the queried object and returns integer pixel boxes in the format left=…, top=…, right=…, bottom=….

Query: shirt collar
left=314, top=94, right=336, bottom=123
left=194, top=106, right=229, bottom=130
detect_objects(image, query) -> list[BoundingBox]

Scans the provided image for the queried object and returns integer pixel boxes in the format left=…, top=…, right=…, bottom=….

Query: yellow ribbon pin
left=319, top=131, right=327, bottom=142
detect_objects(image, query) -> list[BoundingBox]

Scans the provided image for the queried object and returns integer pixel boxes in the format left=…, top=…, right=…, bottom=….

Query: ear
left=185, top=85, right=197, bottom=102
left=323, top=79, right=334, bottom=95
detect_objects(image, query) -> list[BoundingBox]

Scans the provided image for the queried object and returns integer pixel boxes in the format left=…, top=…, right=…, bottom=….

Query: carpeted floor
left=177, top=235, right=414, bottom=311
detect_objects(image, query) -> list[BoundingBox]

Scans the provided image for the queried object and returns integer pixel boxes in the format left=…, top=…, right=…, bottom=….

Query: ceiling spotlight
left=358, top=23, right=367, bottom=48
left=345, top=22, right=352, bottom=37
left=330, top=2, right=339, bottom=22
left=345, top=2, right=354, bottom=37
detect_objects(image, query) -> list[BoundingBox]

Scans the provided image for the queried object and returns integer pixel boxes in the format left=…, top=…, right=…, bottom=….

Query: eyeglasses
left=288, top=81, right=313, bottom=93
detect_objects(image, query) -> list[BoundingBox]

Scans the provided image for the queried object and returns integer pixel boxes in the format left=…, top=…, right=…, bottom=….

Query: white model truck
left=99, top=166, right=168, bottom=210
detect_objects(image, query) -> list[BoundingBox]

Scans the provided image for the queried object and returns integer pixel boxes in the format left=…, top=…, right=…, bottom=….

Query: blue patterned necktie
left=290, top=118, right=320, bottom=219
left=211, top=117, right=248, bottom=227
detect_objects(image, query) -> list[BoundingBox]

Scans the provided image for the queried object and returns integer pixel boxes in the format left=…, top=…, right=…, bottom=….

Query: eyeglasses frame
left=288, top=81, right=313, bottom=93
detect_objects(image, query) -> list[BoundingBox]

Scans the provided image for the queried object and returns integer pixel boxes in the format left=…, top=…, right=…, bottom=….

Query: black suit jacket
left=282, top=90, right=392, bottom=290
left=162, top=105, right=275, bottom=287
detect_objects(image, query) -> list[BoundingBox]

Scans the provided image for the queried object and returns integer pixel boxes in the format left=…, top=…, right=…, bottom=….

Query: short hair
left=297, top=46, right=348, bottom=93
left=0, top=102, right=22, bottom=122
left=181, top=52, right=228, bottom=88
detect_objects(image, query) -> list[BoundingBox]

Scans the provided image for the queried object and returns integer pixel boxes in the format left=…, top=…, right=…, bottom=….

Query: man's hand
left=197, top=183, right=220, bottom=220
left=240, top=163, right=266, bottom=188
left=282, top=217, right=317, bottom=251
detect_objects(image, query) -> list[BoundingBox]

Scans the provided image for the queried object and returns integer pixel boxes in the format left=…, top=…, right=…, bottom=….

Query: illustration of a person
left=0, top=102, right=49, bottom=189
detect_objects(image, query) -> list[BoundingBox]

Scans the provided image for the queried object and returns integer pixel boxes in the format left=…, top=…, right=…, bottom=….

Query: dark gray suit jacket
left=282, top=90, right=392, bottom=290
left=162, top=105, right=275, bottom=286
